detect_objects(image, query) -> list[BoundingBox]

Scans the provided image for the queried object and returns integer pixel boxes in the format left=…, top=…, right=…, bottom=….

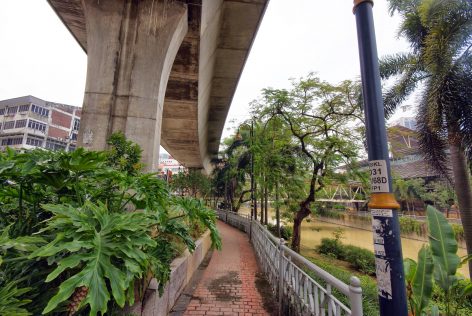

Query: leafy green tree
left=171, top=168, right=211, bottom=198
left=381, top=0, right=472, bottom=274
left=254, top=75, right=363, bottom=252
left=106, top=131, right=142, bottom=175
left=425, top=181, right=457, bottom=214
left=239, top=116, right=303, bottom=231
left=393, top=177, right=426, bottom=213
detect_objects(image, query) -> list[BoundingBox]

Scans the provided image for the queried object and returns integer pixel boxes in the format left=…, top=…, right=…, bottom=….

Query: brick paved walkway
left=183, top=221, right=272, bottom=316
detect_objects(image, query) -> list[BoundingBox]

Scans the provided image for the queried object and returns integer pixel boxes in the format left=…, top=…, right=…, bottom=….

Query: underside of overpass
left=47, top=0, right=268, bottom=172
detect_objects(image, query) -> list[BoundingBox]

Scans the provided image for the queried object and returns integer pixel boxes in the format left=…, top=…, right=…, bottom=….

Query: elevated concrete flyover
left=47, top=0, right=268, bottom=172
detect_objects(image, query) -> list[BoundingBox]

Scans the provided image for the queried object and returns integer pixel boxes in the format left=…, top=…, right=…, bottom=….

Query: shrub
left=399, top=216, right=425, bottom=236
left=318, top=238, right=345, bottom=259
left=399, top=216, right=465, bottom=243
left=316, top=208, right=344, bottom=220
left=343, top=245, right=376, bottom=275
left=267, top=223, right=293, bottom=241
left=451, top=223, right=465, bottom=241
left=318, top=238, right=376, bottom=275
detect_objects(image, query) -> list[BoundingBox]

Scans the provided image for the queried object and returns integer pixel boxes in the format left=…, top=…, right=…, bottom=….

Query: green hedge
left=267, top=223, right=293, bottom=241
left=398, top=216, right=426, bottom=235
left=318, top=238, right=376, bottom=275
left=316, top=208, right=345, bottom=219
left=318, top=238, right=375, bottom=275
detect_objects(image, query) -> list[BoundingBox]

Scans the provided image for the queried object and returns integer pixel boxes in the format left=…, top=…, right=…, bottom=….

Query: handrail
left=216, top=209, right=364, bottom=316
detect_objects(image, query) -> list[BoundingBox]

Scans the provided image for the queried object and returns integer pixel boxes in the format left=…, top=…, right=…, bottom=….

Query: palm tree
left=212, top=129, right=253, bottom=213
left=381, top=0, right=472, bottom=274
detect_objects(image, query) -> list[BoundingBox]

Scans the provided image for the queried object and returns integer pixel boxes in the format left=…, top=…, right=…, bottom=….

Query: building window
left=26, top=136, right=43, bottom=147
left=45, top=138, right=67, bottom=151
left=1, top=136, right=23, bottom=146
left=19, top=104, right=30, bottom=112
left=72, top=118, right=80, bottom=131
left=7, top=106, right=18, bottom=115
left=70, top=133, right=78, bottom=141
left=31, top=104, right=49, bottom=117
left=15, top=119, right=27, bottom=128
left=28, top=120, right=47, bottom=132
left=0, top=108, right=5, bottom=115
left=0, top=122, right=2, bottom=130
left=3, top=121, right=15, bottom=130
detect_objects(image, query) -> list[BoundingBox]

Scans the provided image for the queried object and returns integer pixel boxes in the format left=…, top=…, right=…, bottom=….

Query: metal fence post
left=349, top=276, right=363, bottom=316
left=278, top=238, right=285, bottom=316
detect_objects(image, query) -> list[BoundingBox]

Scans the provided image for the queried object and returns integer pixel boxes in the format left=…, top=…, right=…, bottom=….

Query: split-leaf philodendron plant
left=0, top=132, right=221, bottom=315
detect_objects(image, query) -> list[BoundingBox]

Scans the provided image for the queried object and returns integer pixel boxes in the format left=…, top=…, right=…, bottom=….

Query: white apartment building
left=0, top=96, right=81, bottom=151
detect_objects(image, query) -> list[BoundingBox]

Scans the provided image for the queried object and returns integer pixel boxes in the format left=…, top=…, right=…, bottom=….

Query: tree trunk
left=264, top=184, right=268, bottom=225
left=276, top=181, right=280, bottom=237
left=291, top=205, right=311, bottom=253
left=448, top=139, right=472, bottom=276
left=224, top=181, right=228, bottom=209
left=233, top=189, right=251, bottom=213
left=291, top=164, right=320, bottom=252
left=254, top=180, right=258, bottom=221
left=260, top=187, right=264, bottom=224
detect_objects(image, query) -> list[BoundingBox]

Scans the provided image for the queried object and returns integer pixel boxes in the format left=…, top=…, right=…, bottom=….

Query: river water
left=298, top=220, right=469, bottom=278
left=239, top=207, right=469, bottom=278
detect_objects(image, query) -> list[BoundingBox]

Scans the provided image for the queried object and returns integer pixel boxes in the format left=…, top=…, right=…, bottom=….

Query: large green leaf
left=404, top=258, right=417, bottom=284
left=33, top=202, right=156, bottom=315
left=0, top=280, right=31, bottom=316
left=426, top=205, right=460, bottom=290
left=412, top=245, right=434, bottom=316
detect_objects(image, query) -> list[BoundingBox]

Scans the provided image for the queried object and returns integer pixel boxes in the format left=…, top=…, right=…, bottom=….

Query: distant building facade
left=391, top=116, right=417, bottom=130
left=0, top=96, right=81, bottom=152
left=387, top=125, right=441, bottom=180
left=158, top=152, right=185, bottom=174
left=347, top=124, right=443, bottom=181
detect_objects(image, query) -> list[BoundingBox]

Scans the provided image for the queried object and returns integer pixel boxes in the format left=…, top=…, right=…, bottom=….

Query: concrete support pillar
left=78, top=0, right=188, bottom=171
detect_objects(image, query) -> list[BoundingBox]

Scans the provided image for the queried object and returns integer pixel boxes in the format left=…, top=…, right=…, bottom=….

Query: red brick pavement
left=183, top=221, right=270, bottom=316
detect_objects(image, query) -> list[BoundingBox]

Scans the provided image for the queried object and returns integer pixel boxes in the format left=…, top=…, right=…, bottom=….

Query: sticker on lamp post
left=369, top=160, right=389, bottom=192
left=371, top=209, right=394, bottom=300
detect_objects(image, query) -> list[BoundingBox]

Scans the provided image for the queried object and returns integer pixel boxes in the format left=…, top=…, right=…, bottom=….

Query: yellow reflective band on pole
left=353, top=0, right=374, bottom=14
left=369, top=193, right=400, bottom=209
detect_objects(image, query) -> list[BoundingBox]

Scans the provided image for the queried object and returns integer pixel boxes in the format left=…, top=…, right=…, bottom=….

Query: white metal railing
left=216, top=210, right=363, bottom=316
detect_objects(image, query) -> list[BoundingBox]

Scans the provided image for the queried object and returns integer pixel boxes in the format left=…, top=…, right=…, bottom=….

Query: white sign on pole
left=369, top=160, right=389, bottom=192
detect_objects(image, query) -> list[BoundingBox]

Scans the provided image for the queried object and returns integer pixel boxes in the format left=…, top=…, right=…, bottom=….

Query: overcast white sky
left=0, top=0, right=412, bottom=142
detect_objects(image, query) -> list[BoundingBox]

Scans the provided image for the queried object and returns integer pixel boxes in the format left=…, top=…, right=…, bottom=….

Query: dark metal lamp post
left=353, top=1, right=408, bottom=315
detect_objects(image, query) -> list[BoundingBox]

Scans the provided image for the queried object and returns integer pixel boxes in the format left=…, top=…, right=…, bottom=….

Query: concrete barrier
left=131, top=230, right=212, bottom=316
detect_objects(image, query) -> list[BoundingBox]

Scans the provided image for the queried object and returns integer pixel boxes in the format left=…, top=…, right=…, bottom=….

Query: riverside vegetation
left=0, top=133, right=221, bottom=315
left=316, top=207, right=466, bottom=243
left=312, top=206, right=472, bottom=315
